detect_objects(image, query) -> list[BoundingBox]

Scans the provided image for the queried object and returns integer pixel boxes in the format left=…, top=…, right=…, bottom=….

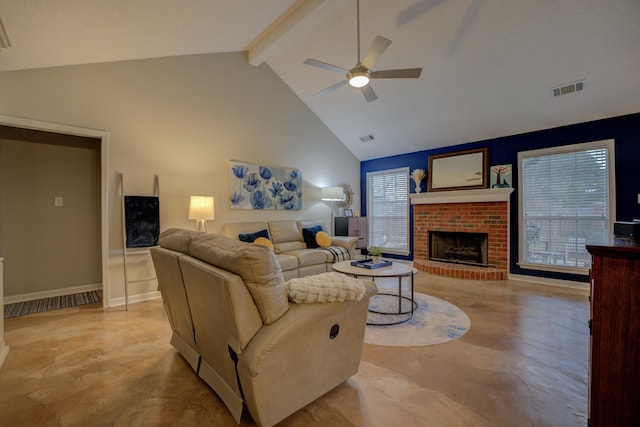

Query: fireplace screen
left=429, top=231, right=489, bottom=267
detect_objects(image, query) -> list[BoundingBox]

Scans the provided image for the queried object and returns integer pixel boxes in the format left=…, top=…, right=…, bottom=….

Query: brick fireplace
left=411, top=188, right=513, bottom=280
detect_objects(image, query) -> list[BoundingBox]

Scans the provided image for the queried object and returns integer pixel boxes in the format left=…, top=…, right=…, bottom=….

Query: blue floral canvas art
left=229, top=161, right=302, bottom=210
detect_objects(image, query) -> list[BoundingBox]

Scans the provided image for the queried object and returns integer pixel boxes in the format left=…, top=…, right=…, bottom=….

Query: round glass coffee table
left=332, top=260, right=418, bottom=326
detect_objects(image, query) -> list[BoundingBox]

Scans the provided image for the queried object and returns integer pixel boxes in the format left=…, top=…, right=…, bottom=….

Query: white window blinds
left=519, top=140, right=614, bottom=272
left=366, top=167, right=410, bottom=254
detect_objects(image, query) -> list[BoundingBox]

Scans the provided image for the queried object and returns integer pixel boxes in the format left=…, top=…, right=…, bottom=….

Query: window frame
left=517, top=139, right=616, bottom=275
left=366, top=167, right=410, bottom=256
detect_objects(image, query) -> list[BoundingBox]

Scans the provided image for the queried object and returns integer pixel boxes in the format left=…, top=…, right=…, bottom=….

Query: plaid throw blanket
left=322, top=246, right=350, bottom=262
left=285, top=272, right=366, bottom=303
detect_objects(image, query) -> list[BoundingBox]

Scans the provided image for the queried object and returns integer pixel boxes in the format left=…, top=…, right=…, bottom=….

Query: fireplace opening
left=429, top=231, right=489, bottom=267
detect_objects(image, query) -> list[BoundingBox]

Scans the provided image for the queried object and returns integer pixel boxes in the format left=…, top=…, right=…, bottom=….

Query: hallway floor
left=0, top=274, right=589, bottom=426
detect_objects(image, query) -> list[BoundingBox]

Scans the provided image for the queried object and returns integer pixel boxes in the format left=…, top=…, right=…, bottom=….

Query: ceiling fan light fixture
left=303, top=0, right=421, bottom=102
left=348, top=69, right=370, bottom=88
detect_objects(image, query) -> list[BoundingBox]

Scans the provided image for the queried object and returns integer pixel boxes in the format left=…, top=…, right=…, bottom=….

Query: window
left=366, top=167, right=410, bottom=255
left=518, top=140, right=615, bottom=274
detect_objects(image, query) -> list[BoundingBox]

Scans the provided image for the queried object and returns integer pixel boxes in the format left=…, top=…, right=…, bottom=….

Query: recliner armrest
left=329, top=236, right=358, bottom=258
left=235, top=289, right=374, bottom=426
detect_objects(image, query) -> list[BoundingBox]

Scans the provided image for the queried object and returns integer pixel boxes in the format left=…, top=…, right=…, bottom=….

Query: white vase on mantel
left=414, top=178, right=422, bottom=193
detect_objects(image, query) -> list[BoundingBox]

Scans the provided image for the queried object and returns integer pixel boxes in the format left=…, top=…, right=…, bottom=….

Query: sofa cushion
left=253, top=237, right=274, bottom=251
left=189, top=234, right=289, bottom=324
left=315, top=231, right=332, bottom=248
left=301, top=226, right=323, bottom=248
left=221, top=221, right=269, bottom=240
left=239, top=229, right=271, bottom=243
left=276, top=254, right=298, bottom=272
left=273, top=241, right=305, bottom=254
left=298, top=264, right=327, bottom=278
left=285, top=272, right=367, bottom=303
left=296, top=219, right=327, bottom=233
left=268, top=220, right=302, bottom=244
left=158, top=228, right=202, bottom=253
left=286, top=248, right=327, bottom=267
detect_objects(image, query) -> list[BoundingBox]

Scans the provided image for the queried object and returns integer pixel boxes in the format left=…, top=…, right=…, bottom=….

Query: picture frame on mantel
left=427, top=147, right=489, bottom=192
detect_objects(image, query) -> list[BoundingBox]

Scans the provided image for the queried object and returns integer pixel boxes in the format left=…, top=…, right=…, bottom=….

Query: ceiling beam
left=245, top=0, right=325, bottom=66
left=0, top=16, right=11, bottom=49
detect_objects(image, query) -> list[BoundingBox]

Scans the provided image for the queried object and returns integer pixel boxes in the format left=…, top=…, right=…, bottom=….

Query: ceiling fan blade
left=361, top=36, right=392, bottom=70
left=361, top=84, right=378, bottom=102
left=397, top=0, right=446, bottom=27
left=312, top=80, right=349, bottom=97
left=303, top=58, right=349, bottom=75
left=371, top=68, right=422, bottom=79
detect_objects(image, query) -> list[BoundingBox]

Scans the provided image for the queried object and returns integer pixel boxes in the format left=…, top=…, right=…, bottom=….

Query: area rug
left=364, top=291, right=470, bottom=347
left=3, top=291, right=101, bottom=319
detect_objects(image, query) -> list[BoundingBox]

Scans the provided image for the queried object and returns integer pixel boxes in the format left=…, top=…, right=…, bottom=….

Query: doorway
left=0, top=115, right=110, bottom=307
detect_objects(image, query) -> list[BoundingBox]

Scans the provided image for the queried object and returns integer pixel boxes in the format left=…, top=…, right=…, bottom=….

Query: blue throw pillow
left=302, top=225, right=323, bottom=248
left=239, top=229, right=271, bottom=243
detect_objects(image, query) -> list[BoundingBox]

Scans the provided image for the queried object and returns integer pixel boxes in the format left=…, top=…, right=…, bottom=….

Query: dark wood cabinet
left=586, top=238, right=640, bottom=427
left=335, top=216, right=367, bottom=249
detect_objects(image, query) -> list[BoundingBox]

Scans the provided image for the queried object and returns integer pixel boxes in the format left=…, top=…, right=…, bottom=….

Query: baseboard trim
left=509, top=273, right=589, bottom=291
left=4, top=283, right=102, bottom=304
left=108, top=291, right=161, bottom=308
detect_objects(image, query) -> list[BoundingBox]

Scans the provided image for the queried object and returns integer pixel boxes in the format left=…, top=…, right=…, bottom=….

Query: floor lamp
left=321, top=186, right=345, bottom=235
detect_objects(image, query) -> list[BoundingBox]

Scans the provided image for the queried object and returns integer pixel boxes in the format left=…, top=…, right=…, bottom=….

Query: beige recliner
left=151, top=228, right=376, bottom=427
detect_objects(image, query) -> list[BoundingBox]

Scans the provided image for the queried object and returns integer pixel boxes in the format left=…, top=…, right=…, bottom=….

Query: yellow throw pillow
left=254, top=236, right=274, bottom=251
left=315, top=231, right=332, bottom=248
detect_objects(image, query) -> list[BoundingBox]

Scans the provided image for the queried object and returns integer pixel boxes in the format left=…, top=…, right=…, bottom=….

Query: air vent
left=359, top=134, right=375, bottom=142
left=551, top=80, right=585, bottom=97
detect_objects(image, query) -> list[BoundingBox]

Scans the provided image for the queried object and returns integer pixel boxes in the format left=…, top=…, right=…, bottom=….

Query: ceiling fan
left=303, top=0, right=422, bottom=102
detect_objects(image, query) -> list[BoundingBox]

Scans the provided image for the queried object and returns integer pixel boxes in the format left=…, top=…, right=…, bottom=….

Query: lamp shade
left=188, top=196, right=215, bottom=220
left=321, top=186, right=345, bottom=201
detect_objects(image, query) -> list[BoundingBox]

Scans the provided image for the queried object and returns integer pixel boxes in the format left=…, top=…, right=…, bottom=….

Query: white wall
left=0, top=52, right=361, bottom=306
left=0, top=138, right=101, bottom=297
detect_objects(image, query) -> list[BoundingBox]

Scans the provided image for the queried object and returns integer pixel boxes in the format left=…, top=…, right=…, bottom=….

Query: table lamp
left=189, top=195, right=215, bottom=232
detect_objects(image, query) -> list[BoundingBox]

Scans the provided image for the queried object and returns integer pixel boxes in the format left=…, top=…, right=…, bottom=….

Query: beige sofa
left=222, top=219, right=359, bottom=280
left=151, top=228, right=376, bottom=427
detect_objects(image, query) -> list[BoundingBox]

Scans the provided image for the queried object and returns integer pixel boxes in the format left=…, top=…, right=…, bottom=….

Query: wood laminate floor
left=0, top=274, right=589, bottom=426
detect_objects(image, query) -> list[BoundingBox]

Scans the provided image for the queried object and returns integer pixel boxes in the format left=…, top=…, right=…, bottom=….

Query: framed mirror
left=428, top=147, right=489, bottom=192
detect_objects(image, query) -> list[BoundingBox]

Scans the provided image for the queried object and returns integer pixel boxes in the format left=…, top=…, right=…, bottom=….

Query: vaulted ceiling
left=1, top=0, right=638, bottom=160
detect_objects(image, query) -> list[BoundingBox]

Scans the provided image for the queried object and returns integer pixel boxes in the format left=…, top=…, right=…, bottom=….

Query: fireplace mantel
left=410, top=188, right=514, bottom=205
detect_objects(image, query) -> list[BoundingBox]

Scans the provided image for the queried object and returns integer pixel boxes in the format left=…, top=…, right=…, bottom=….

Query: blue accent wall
left=361, top=112, right=640, bottom=282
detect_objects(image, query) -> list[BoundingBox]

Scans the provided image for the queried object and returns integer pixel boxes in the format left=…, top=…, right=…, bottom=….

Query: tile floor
left=0, top=273, right=589, bottom=426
